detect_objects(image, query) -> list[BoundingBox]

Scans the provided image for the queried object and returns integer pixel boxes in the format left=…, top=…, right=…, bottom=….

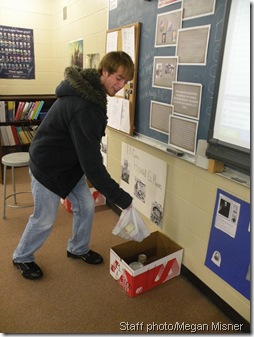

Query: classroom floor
left=0, top=167, right=245, bottom=334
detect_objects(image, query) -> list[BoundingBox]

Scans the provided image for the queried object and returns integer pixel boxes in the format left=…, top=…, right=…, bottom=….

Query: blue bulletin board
left=205, top=189, right=250, bottom=300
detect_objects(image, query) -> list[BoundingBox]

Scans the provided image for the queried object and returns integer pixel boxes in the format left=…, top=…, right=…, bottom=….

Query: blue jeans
left=13, top=171, right=95, bottom=263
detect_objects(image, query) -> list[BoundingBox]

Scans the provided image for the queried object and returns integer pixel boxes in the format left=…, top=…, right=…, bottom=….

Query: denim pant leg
left=67, top=176, right=95, bottom=255
left=13, top=172, right=60, bottom=263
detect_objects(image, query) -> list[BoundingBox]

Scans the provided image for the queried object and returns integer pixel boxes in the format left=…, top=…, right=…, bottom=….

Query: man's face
left=101, top=66, right=130, bottom=96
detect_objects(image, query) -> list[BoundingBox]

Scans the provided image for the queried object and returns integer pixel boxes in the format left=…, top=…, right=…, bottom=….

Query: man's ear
left=102, top=68, right=108, bottom=77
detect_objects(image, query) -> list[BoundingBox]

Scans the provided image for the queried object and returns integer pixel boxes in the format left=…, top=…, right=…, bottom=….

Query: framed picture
left=155, top=9, right=182, bottom=47
left=150, top=100, right=173, bottom=134
left=152, top=57, right=178, bottom=89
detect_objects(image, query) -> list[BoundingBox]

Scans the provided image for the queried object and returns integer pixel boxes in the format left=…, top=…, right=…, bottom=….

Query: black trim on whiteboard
left=206, top=138, right=250, bottom=175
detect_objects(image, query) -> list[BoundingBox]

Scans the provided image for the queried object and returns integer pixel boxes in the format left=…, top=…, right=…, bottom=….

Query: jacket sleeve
left=68, top=107, right=132, bottom=209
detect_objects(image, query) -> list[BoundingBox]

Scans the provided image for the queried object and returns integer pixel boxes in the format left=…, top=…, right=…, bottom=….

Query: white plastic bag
left=112, top=206, right=150, bottom=242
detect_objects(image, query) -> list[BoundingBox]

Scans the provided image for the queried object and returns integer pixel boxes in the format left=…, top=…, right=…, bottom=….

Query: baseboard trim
left=107, top=200, right=250, bottom=332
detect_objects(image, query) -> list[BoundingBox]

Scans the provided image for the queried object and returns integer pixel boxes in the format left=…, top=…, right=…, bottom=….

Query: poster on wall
left=69, top=38, right=83, bottom=67
left=0, top=25, right=35, bottom=79
left=120, top=143, right=167, bottom=228
left=205, top=189, right=250, bottom=300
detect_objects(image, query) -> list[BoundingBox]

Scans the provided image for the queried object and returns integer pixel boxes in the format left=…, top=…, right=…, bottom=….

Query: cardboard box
left=110, top=231, right=183, bottom=297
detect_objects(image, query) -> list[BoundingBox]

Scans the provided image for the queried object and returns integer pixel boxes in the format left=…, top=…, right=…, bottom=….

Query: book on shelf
left=14, top=101, right=25, bottom=121
left=11, top=125, right=20, bottom=145
left=20, top=101, right=33, bottom=120
left=15, top=126, right=31, bottom=144
left=0, top=126, right=19, bottom=146
left=5, top=125, right=16, bottom=146
left=0, top=126, right=9, bottom=146
left=33, top=100, right=44, bottom=119
left=0, top=101, right=6, bottom=122
left=12, top=100, right=45, bottom=120
left=28, top=101, right=40, bottom=120
left=0, top=99, right=49, bottom=123
left=6, top=101, right=15, bottom=122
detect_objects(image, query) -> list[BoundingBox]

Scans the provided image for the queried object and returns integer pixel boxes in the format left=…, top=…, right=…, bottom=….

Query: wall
left=53, top=0, right=108, bottom=86
left=106, top=127, right=250, bottom=322
left=0, top=0, right=55, bottom=94
left=0, top=0, right=250, bottom=323
left=105, top=1, right=250, bottom=322
left=0, top=0, right=108, bottom=94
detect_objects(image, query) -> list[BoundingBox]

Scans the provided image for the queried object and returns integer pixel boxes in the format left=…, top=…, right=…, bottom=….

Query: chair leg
left=12, top=166, right=17, bottom=205
left=2, top=164, right=7, bottom=219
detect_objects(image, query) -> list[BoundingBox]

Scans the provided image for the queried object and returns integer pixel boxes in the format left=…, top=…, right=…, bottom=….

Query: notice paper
left=107, top=96, right=130, bottom=133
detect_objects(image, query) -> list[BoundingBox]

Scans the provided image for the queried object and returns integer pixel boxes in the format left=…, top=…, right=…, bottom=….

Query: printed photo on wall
left=152, top=57, right=178, bottom=89
left=69, top=38, right=83, bottom=67
left=150, top=202, right=163, bottom=227
left=0, top=25, right=35, bottom=79
left=155, top=9, right=182, bottom=47
left=216, top=193, right=240, bottom=238
left=85, top=53, right=100, bottom=69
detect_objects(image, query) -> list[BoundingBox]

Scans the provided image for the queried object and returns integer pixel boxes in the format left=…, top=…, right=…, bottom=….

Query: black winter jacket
left=29, top=67, right=132, bottom=209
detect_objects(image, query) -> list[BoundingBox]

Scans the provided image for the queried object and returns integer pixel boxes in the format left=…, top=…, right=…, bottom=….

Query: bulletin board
left=106, top=22, right=141, bottom=136
left=205, top=189, right=250, bottom=300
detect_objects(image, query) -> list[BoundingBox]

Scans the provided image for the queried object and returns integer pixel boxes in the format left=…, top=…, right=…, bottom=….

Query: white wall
left=52, top=0, right=108, bottom=86
left=0, top=0, right=55, bottom=94
left=0, top=0, right=108, bottom=94
left=0, top=0, right=250, bottom=322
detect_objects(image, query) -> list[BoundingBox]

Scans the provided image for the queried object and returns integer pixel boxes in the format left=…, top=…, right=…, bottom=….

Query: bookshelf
left=0, top=94, right=56, bottom=183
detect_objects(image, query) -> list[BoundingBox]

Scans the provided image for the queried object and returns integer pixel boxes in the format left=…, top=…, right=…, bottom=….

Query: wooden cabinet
left=0, top=94, right=56, bottom=183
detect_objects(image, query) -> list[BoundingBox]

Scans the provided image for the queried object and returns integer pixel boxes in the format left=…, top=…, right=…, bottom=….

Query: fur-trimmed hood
left=56, top=66, right=107, bottom=111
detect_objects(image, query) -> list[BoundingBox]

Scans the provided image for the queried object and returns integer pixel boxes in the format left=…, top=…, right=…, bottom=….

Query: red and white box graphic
left=110, top=231, right=183, bottom=297
left=61, top=188, right=106, bottom=213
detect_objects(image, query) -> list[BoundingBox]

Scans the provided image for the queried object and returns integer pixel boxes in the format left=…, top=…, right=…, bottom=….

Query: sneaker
left=67, top=250, right=103, bottom=264
left=13, top=261, right=43, bottom=280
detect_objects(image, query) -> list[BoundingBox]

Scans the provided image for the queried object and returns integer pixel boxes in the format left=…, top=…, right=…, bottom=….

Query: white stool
left=2, top=152, right=33, bottom=219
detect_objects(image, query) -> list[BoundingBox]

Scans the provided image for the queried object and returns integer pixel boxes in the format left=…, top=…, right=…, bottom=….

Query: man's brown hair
left=98, top=51, right=134, bottom=80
